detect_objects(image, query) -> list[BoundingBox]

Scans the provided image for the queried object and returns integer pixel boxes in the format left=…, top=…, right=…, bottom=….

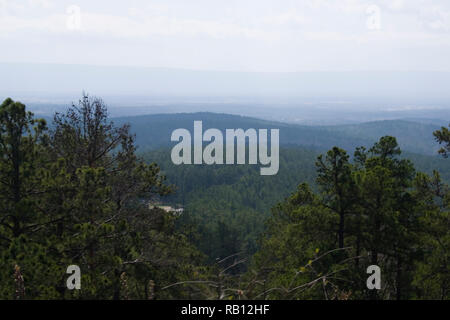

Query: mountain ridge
left=110, top=112, right=443, bottom=155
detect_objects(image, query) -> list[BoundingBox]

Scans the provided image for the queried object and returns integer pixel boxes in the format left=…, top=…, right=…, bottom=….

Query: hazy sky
left=1, top=0, right=450, bottom=72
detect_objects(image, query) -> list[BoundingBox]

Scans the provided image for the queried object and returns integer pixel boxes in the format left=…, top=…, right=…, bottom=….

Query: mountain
left=322, top=120, right=443, bottom=155
left=113, top=112, right=443, bottom=155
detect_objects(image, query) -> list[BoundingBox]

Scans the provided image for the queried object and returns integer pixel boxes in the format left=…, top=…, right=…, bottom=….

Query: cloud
left=80, top=13, right=270, bottom=39
left=0, top=4, right=271, bottom=40
left=1, top=0, right=450, bottom=71
left=28, top=0, right=52, bottom=9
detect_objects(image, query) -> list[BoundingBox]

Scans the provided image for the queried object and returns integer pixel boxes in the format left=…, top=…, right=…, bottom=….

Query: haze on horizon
left=1, top=0, right=450, bottom=116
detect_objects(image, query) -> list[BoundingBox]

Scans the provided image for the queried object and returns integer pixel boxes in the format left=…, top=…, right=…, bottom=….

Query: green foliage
left=412, top=171, right=449, bottom=299
left=0, top=96, right=448, bottom=300
left=434, top=124, right=450, bottom=158
left=143, top=147, right=318, bottom=262
left=248, top=136, right=450, bottom=300
left=0, top=96, right=209, bottom=299
left=114, top=113, right=443, bottom=155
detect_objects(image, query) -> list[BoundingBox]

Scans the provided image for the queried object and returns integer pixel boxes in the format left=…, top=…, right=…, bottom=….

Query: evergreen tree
left=434, top=124, right=450, bottom=158
left=0, top=95, right=208, bottom=299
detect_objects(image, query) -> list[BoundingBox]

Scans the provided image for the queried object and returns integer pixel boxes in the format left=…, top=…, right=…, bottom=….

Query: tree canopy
left=0, top=95, right=448, bottom=300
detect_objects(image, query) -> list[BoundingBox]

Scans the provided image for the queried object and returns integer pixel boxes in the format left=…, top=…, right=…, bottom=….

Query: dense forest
left=112, top=112, right=443, bottom=156
left=143, top=147, right=450, bottom=264
left=0, top=94, right=449, bottom=300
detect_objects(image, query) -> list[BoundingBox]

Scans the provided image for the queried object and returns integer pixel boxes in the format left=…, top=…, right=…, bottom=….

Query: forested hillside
left=143, top=148, right=319, bottom=260
left=143, top=147, right=450, bottom=264
left=323, top=120, right=441, bottom=155
left=114, top=113, right=442, bottom=155
left=0, top=95, right=448, bottom=300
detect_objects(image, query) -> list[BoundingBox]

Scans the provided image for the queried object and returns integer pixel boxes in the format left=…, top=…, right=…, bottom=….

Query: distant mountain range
left=2, top=63, right=450, bottom=126
left=112, top=112, right=445, bottom=156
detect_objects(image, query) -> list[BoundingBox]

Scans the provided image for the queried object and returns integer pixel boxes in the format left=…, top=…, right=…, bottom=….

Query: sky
left=1, top=0, right=450, bottom=72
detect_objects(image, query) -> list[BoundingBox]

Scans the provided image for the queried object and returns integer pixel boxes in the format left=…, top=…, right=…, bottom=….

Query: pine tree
left=434, top=124, right=450, bottom=158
